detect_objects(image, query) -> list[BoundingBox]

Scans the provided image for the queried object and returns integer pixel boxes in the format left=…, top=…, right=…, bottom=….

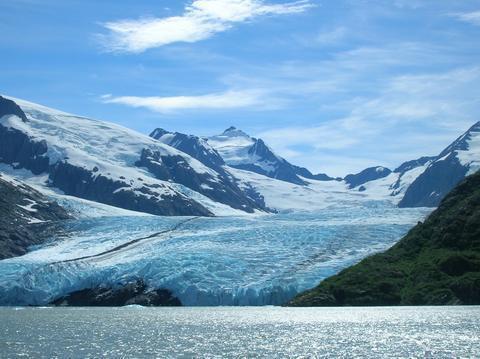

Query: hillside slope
left=288, top=171, right=480, bottom=306
left=0, top=173, right=71, bottom=259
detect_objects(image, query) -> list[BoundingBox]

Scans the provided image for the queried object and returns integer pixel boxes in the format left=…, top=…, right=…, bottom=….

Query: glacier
left=0, top=199, right=431, bottom=306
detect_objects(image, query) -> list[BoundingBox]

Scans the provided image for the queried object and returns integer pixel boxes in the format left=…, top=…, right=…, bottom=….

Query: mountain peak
left=0, top=96, right=28, bottom=123
left=222, top=126, right=250, bottom=138
left=149, top=128, right=169, bottom=139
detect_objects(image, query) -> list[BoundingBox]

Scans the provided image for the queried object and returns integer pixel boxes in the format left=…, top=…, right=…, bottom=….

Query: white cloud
left=100, top=0, right=313, bottom=52
left=102, top=90, right=271, bottom=113
left=453, top=10, right=480, bottom=26
left=351, top=67, right=480, bottom=127
left=254, top=66, right=480, bottom=176
left=259, top=116, right=368, bottom=152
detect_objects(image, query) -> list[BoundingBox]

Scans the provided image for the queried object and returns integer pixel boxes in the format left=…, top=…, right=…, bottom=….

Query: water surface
left=1, top=306, right=479, bottom=357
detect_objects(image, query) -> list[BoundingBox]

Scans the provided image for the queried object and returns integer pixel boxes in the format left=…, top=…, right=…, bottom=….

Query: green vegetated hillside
left=289, top=171, right=480, bottom=306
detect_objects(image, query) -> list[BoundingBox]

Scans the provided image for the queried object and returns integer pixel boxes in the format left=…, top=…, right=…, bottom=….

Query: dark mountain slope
left=0, top=95, right=28, bottom=122
left=150, top=128, right=225, bottom=172
left=399, top=122, right=480, bottom=208
left=344, top=166, right=392, bottom=189
left=0, top=173, right=72, bottom=259
left=288, top=171, right=480, bottom=306
left=393, top=156, right=435, bottom=174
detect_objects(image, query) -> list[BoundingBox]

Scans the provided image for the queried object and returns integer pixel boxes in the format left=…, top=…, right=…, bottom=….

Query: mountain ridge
left=1, top=94, right=479, bottom=215
left=399, top=121, right=480, bottom=207
left=206, top=126, right=334, bottom=185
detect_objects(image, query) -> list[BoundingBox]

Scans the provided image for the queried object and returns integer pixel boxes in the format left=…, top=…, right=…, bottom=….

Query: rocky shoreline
left=51, top=280, right=181, bottom=307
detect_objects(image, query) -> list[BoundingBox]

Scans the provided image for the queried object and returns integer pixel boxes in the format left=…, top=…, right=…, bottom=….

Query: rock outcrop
left=344, top=166, right=392, bottom=189
left=52, top=280, right=181, bottom=307
left=0, top=173, right=71, bottom=259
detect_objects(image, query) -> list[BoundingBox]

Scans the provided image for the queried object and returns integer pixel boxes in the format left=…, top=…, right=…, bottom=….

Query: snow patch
left=17, top=199, right=38, bottom=213
left=456, top=129, right=480, bottom=175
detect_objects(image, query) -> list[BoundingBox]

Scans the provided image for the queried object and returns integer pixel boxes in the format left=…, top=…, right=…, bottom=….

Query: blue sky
left=1, top=0, right=480, bottom=176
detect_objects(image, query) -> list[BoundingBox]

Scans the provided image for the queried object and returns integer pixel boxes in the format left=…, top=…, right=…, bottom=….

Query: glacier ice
left=0, top=201, right=432, bottom=306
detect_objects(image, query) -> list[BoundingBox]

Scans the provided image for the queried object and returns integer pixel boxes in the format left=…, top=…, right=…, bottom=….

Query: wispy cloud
left=254, top=65, right=480, bottom=175
left=101, top=89, right=274, bottom=113
left=99, top=0, right=313, bottom=53
left=259, top=116, right=369, bottom=152
left=350, top=67, right=480, bottom=128
left=452, top=10, right=480, bottom=26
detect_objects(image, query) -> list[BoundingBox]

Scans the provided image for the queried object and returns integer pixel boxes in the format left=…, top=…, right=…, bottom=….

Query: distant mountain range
left=0, top=94, right=479, bottom=217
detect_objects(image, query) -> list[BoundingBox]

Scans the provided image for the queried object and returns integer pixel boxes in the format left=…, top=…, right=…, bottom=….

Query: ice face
left=0, top=202, right=432, bottom=306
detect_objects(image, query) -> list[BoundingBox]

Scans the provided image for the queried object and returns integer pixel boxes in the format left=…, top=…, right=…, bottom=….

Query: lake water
left=1, top=307, right=479, bottom=357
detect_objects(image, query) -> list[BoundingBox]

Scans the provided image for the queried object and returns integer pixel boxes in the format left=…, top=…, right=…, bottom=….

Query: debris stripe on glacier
left=0, top=206, right=432, bottom=306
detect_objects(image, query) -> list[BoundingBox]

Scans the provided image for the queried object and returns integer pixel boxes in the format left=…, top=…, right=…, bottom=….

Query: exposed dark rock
left=52, top=280, right=181, bottom=307
left=236, top=138, right=307, bottom=185
left=292, top=165, right=334, bottom=181
left=0, top=96, right=28, bottom=122
left=394, top=156, right=435, bottom=174
left=389, top=157, right=435, bottom=195
left=0, top=125, right=50, bottom=175
left=288, top=171, right=480, bottom=306
left=49, top=161, right=212, bottom=216
left=344, top=166, right=392, bottom=189
left=136, top=148, right=266, bottom=213
left=398, top=122, right=480, bottom=208
left=398, top=154, right=468, bottom=208
left=150, top=128, right=226, bottom=172
left=0, top=173, right=71, bottom=259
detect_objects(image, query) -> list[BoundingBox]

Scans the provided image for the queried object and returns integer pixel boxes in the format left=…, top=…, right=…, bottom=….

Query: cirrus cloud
left=101, top=89, right=274, bottom=113
left=99, top=0, right=314, bottom=53
left=452, top=10, right=480, bottom=26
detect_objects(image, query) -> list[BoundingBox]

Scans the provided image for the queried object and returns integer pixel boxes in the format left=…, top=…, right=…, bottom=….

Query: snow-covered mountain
left=398, top=121, right=480, bottom=207
left=0, top=96, right=267, bottom=216
left=347, top=159, right=433, bottom=202
left=348, top=122, right=480, bottom=207
left=150, top=127, right=268, bottom=211
left=150, top=128, right=225, bottom=172
left=1, top=94, right=479, bottom=216
left=207, top=126, right=333, bottom=185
